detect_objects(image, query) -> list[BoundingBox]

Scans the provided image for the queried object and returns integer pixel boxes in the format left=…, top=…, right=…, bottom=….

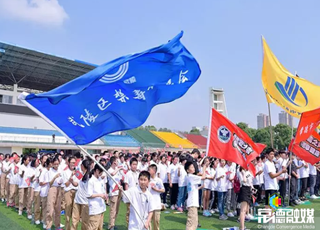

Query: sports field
left=0, top=198, right=319, bottom=230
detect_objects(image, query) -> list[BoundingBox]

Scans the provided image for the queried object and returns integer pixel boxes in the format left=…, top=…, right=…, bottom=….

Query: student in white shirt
left=62, top=156, right=80, bottom=230
left=138, top=157, right=149, bottom=172
left=71, top=159, right=91, bottom=230
left=263, top=148, right=286, bottom=207
left=107, top=156, right=123, bottom=230
left=87, top=164, right=108, bottom=230
left=8, top=153, right=20, bottom=207
left=167, top=155, right=179, bottom=210
left=26, top=158, right=39, bottom=220
left=39, top=157, right=51, bottom=229
left=158, top=155, right=169, bottom=207
left=216, top=159, right=228, bottom=220
left=299, top=159, right=309, bottom=200
left=309, top=162, right=319, bottom=199
left=225, top=161, right=236, bottom=217
left=1, top=154, right=10, bottom=202
left=177, top=155, right=188, bottom=212
left=202, top=157, right=214, bottom=217
left=148, top=164, right=165, bottom=230
left=45, top=156, right=63, bottom=230
left=124, top=157, right=139, bottom=226
left=123, top=171, right=155, bottom=230
left=184, top=160, right=208, bottom=230
left=18, top=155, right=30, bottom=215
left=253, top=157, right=263, bottom=205
left=277, top=151, right=288, bottom=206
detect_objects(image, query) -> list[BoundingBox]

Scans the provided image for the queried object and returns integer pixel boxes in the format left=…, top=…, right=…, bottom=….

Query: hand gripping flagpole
left=18, top=93, right=148, bottom=230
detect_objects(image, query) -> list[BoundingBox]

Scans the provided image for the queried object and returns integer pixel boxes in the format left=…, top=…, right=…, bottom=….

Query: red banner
left=207, top=108, right=266, bottom=175
left=290, top=108, right=320, bottom=164
left=294, top=108, right=320, bottom=144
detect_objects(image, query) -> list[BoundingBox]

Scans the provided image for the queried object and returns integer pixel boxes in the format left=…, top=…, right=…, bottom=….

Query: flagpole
left=267, top=102, right=274, bottom=148
left=18, top=94, right=148, bottom=230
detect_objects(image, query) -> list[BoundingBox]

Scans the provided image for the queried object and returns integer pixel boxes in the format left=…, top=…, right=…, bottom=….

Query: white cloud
left=0, top=0, right=68, bottom=27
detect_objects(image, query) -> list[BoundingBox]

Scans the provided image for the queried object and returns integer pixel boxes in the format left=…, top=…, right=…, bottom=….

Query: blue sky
left=1, top=0, right=320, bottom=131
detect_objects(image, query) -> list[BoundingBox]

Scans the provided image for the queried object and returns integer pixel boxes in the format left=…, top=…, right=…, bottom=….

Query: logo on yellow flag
left=261, top=37, right=320, bottom=118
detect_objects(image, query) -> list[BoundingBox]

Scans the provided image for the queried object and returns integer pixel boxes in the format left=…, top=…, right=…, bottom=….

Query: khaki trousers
left=41, top=196, right=48, bottom=223
left=64, top=189, right=76, bottom=230
left=61, top=188, right=66, bottom=210
left=108, top=193, right=121, bottom=229
left=9, top=184, right=17, bottom=205
left=71, top=203, right=89, bottom=230
left=126, top=203, right=130, bottom=226
left=0, top=173, right=8, bottom=199
left=151, top=210, right=161, bottom=230
left=19, top=187, right=28, bottom=212
left=5, top=178, right=9, bottom=202
left=46, top=187, right=62, bottom=229
left=27, top=187, right=34, bottom=215
left=88, top=213, right=104, bottom=230
left=186, top=207, right=198, bottom=230
left=34, top=191, right=41, bottom=221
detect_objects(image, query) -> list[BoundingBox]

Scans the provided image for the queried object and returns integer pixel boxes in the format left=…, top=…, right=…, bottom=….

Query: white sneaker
left=209, top=209, right=215, bottom=214
left=165, top=204, right=169, bottom=208
left=27, top=215, right=32, bottom=220
left=35, top=220, right=40, bottom=225
left=214, top=208, right=219, bottom=212
left=1, top=198, right=4, bottom=202
left=246, top=214, right=254, bottom=220
left=60, top=223, right=65, bottom=227
left=310, top=195, right=318, bottom=199
left=18, top=210, right=22, bottom=216
left=227, top=212, right=234, bottom=217
left=171, top=205, right=175, bottom=210
left=43, top=224, right=47, bottom=229
left=233, top=211, right=237, bottom=216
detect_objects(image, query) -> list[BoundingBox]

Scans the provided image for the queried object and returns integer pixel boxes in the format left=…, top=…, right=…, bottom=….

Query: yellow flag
left=262, top=37, right=320, bottom=118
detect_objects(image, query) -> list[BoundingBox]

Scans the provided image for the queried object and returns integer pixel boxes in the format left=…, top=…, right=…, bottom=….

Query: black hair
left=160, top=155, right=167, bottom=160
left=99, top=158, right=107, bottom=164
left=148, top=164, right=157, bottom=172
left=179, top=155, right=187, bottom=163
left=51, top=156, right=60, bottom=164
left=130, top=157, right=138, bottom=165
left=139, top=171, right=150, bottom=180
left=185, top=161, right=193, bottom=172
left=5, top=154, right=10, bottom=159
left=265, top=148, right=275, bottom=155
left=21, top=155, right=29, bottom=165
left=110, top=156, right=117, bottom=165
left=81, top=159, right=92, bottom=182
left=30, top=159, right=38, bottom=168
left=68, top=156, right=76, bottom=163
left=43, top=158, right=51, bottom=168
left=191, top=148, right=200, bottom=155
left=142, top=157, right=148, bottom=163
left=74, top=151, right=81, bottom=159
left=89, top=164, right=104, bottom=179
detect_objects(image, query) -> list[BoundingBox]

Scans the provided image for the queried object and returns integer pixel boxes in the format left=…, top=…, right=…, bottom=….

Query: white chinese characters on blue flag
left=19, top=32, right=201, bottom=145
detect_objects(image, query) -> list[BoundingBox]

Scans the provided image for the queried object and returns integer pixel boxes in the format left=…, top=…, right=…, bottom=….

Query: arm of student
left=269, top=169, right=285, bottom=179
left=144, top=212, right=153, bottom=230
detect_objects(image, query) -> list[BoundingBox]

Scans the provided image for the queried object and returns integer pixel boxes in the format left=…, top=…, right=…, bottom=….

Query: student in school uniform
left=148, top=164, right=165, bottom=230
left=0, top=154, right=10, bottom=202
left=216, top=159, right=228, bottom=220
left=184, top=160, right=208, bottom=230
left=18, top=155, right=30, bottom=215
left=107, top=156, right=123, bottom=230
left=87, top=164, right=108, bottom=230
left=225, top=161, right=236, bottom=217
left=177, top=155, right=187, bottom=212
left=123, top=171, right=155, bottom=230
left=167, top=155, right=179, bottom=210
left=124, top=157, right=139, bottom=226
left=32, top=158, right=42, bottom=225
left=201, top=157, right=214, bottom=217
left=27, top=158, right=40, bottom=220
left=8, top=153, right=20, bottom=208
left=71, top=159, right=91, bottom=230
left=45, top=156, right=63, bottom=230
left=158, top=155, right=169, bottom=207
left=62, top=156, right=80, bottom=230
left=263, top=148, right=286, bottom=207
left=39, top=158, right=51, bottom=229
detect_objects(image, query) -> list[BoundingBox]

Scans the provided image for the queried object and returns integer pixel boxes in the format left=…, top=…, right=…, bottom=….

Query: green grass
left=0, top=198, right=320, bottom=230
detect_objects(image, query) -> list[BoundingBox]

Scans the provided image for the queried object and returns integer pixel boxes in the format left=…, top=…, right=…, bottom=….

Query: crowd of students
left=0, top=147, right=319, bottom=230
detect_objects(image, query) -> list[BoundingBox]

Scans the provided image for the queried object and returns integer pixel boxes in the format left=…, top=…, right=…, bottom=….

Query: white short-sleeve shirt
left=263, top=160, right=278, bottom=190
left=186, top=174, right=202, bottom=208
left=87, top=176, right=106, bottom=215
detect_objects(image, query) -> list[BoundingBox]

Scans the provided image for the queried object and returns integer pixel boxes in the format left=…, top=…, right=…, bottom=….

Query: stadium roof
left=0, top=41, right=97, bottom=91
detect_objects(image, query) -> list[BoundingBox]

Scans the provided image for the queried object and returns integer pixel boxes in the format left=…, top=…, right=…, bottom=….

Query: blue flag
left=19, top=32, right=201, bottom=145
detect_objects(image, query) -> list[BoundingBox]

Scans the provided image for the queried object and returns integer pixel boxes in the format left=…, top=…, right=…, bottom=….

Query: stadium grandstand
left=0, top=41, right=207, bottom=155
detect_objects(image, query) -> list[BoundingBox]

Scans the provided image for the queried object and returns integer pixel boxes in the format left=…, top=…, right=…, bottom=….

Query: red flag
left=289, top=108, right=320, bottom=164
left=294, top=108, right=320, bottom=144
left=75, top=159, right=81, bottom=167
left=25, top=178, right=31, bottom=187
left=207, top=108, right=266, bottom=174
left=289, top=130, right=320, bottom=164
left=75, top=170, right=83, bottom=180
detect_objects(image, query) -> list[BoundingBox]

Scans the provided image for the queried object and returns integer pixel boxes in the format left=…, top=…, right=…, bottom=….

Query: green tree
left=145, top=125, right=157, bottom=131
left=252, top=127, right=273, bottom=148
left=189, top=128, right=200, bottom=135
left=236, top=122, right=257, bottom=139
left=274, top=124, right=294, bottom=150
left=159, top=128, right=171, bottom=132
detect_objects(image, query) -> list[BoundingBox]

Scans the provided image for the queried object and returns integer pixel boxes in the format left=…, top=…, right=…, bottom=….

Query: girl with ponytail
left=71, top=159, right=91, bottom=230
